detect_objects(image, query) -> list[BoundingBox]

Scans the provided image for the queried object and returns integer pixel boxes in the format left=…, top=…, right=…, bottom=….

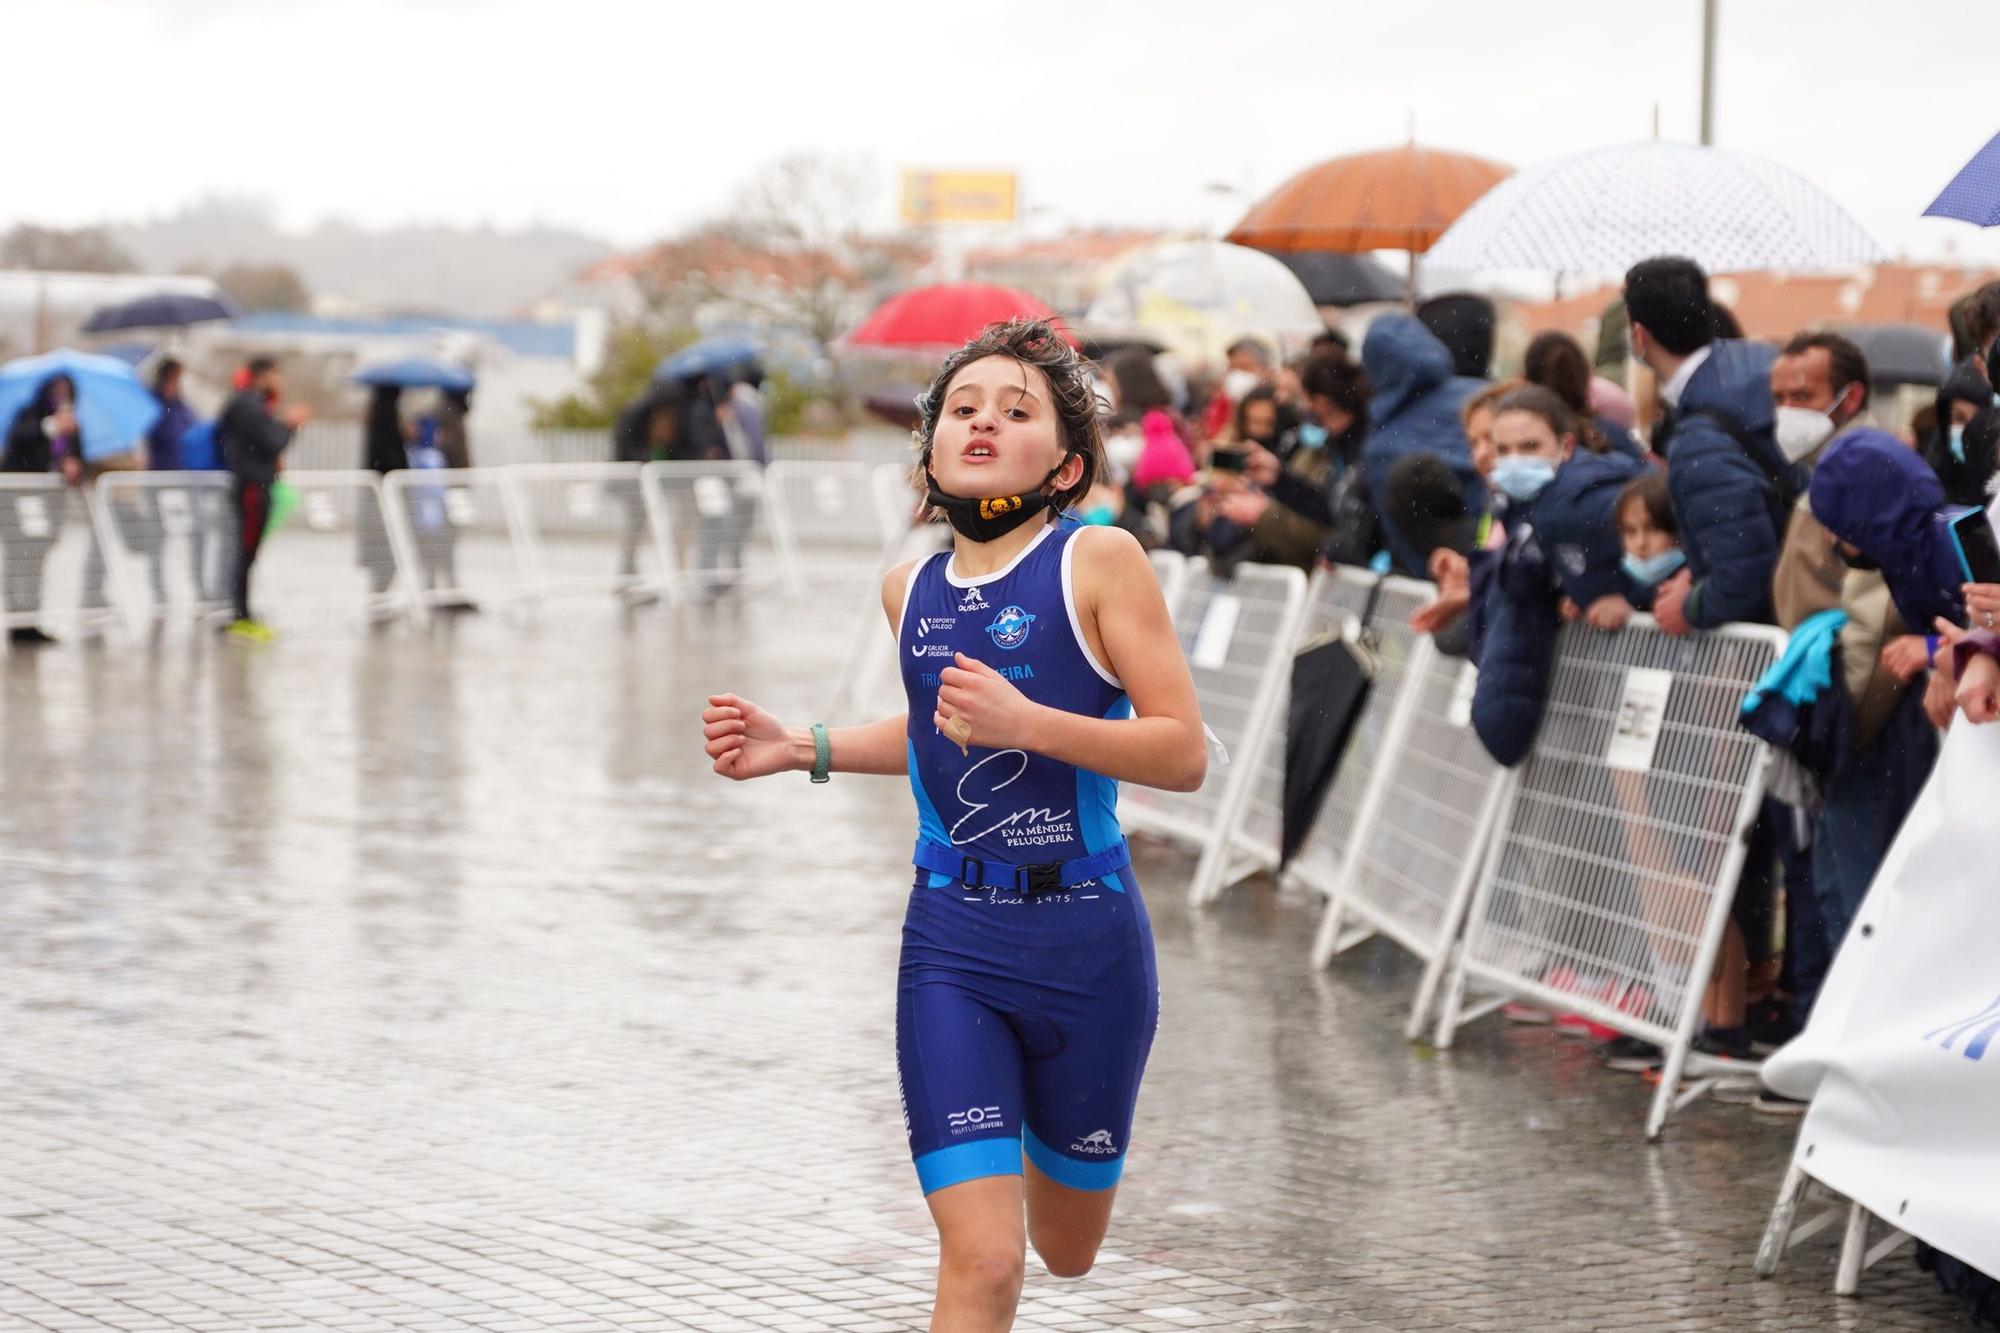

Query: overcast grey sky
left=15, top=0, right=1998, bottom=263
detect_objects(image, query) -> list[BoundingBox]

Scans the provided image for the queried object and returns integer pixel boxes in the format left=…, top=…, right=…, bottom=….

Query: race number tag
left=16, top=495, right=48, bottom=539
left=1606, top=667, right=1674, bottom=772
left=444, top=488, right=477, bottom=528
left=1189, top=593, right=1242, bottom=671
left=304, top=491, right=338, bottom=532
left=812, top=475, right=845, bottom=516
left=156, top=488, right=192, bottom=535
left=1446, top=660, right=1479, bottom=729
left=565, top=481, right=600, bottom=520
left=693, top=477, right=733, bottom=518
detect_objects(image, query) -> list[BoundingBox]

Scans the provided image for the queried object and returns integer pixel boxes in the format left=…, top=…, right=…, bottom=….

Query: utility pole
left=1699, top=0, right=1718, bottom=145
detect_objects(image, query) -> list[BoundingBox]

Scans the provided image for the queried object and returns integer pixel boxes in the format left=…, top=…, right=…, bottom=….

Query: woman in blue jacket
left=1462, top=386, right=1645, bottom=766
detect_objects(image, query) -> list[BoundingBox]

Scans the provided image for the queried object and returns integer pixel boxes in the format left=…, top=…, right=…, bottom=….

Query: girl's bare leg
left=926, top=1175, right=1026, bottom=1333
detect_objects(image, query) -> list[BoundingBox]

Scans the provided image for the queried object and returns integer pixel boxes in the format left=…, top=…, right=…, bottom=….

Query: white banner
left=1763, top=717, right=2000, bottom=1274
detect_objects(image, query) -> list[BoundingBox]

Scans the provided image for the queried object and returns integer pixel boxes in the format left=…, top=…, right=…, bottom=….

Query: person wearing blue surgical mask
left=1488, top=392, right=1577, bottom=506
left=1615, top=472, right=1684, bottom=594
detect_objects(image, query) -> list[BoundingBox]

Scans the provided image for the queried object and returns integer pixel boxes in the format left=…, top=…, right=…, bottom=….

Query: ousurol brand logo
left=985, top=605, right=1036, bottom=650
left=1071, top=1129, right=1117, bottom=1155
left=1924, top=993, right=2000, bottom=1062
left=957, top=586, right=990, bottom=613
left=947, top=1105, right=1004, bottom=1135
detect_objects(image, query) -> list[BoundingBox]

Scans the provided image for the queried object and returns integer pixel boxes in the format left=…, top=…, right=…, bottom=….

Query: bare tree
left=1, top=224, right=138, bottom=273
left=626, top=153, right=933, bottom=409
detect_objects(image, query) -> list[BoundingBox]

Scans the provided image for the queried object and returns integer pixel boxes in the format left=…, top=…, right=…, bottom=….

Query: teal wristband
left=809, top=722, right=831, bottom=784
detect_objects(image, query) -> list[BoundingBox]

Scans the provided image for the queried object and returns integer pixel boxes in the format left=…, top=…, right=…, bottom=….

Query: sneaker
left=1748, top=998, right=1799, bottom=1054
left=1753, top=1091, right=1810, bottom=1116
left=1502, top=1001, right=1554, bottom=1025
left=225, top=619, right=275, bottom=643
left=1602, top=1035, right=1663, bottom=1073
left=1692, top=1025, right=1753, bottom=1061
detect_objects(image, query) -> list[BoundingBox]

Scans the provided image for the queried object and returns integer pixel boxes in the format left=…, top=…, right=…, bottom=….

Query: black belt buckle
left=959, top=856, right=985, bottom=888
left=1017, top=862, right=1064, bottom=896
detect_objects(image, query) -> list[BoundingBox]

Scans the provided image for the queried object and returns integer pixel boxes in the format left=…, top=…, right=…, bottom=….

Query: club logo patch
left=984, top=605, right=1036, bottom=650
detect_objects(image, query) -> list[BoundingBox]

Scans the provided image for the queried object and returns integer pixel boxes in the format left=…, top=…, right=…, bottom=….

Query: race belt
left=912, top=838, right=1131, bottom=895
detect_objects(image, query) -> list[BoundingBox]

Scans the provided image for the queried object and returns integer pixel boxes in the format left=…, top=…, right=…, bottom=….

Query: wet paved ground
left=0, top=596, right=1968, bottom=1331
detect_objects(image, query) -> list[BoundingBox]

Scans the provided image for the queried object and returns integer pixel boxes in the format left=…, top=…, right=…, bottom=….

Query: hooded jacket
left=1463, top=447, right=1645, bottom=767
left=1808, top=429, right=1966, bottom=634
left=1656, top=338, right=1784, bottom=627
left=1359, top=314, right=1485, bottom=575
left=1921, top=359, right=1995, bottom=508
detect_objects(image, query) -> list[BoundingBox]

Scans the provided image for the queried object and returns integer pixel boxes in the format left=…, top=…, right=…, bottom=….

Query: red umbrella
left=844, top=282, right=1076, bottom=351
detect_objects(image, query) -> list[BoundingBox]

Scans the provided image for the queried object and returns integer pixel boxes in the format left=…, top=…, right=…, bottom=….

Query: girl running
left=700, top=319, right=1205, bottom=1332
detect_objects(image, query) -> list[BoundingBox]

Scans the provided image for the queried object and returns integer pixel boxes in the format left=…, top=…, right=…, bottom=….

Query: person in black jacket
left=1, top=374, right=82, bottom=645
left=217, top=357, right=309, bottom=639
left=612, top=382, right=685, bottom=593
left=358, top=385, right=408, bottom=596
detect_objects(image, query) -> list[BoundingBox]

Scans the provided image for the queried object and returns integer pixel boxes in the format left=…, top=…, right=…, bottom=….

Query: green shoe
left=226, top=619, right=275, bottom=643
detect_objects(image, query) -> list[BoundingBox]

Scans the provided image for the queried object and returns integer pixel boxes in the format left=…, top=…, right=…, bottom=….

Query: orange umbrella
left=1227, top=143, right=1512, bottom=254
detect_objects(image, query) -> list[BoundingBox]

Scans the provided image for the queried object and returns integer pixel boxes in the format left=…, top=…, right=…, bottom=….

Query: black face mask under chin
left=924, top=454, right=1070, bottom=541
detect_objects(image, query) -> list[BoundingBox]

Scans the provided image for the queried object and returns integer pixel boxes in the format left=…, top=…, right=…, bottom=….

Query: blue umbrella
left=1924, top=131, right=2000, bottom=226
left=0, top=349, right=161, bottom=461
left=655, top=334, right=761, bottom=382
left=352, top=358, right=476, bottom=392
left=81, top=291, right=242, bottom=334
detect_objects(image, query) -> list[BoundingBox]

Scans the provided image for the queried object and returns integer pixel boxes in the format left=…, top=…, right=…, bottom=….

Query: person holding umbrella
left=0, top=375, right=81, bottom=645
left=218, top=356, right=309, bottom=641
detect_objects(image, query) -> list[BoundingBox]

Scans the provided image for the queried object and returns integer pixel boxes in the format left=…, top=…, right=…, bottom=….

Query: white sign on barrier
left=1446, top=659, right=1479, bottom=729
left=694, top=477, right=734, bottom=519
left=18, top=495, right=48, bottom=539
left=445, top=488, right=477, bottom=528
left=1189, top=594, right=1240, bottom=670
left=812, top=475, right=845, bottom=515
left=1606, top=666, right=1673, bottom=772
left=565, top=482, right=599, bottom=520
left=304, top=491, right=338, bottom=532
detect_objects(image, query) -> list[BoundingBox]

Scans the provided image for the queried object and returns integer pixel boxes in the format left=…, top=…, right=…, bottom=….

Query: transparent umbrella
left=1083, top=240, right=1323, bottom=367
left=1424, top=141, right=1887, bottom=276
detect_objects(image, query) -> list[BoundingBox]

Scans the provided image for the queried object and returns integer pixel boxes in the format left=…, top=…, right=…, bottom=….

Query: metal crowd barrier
left=1432, top=615, right=1784, bottom=1140
left=249, top=471, right=413, bottom=631
left=1122, top=557, right=1310, bottom=907
left=1308, top=581, right=1509, bottom=1041
left=763, top=460, right=902, bottom=594
left=0, top=475, right=120, bottom=640
left=91, top=471, right=233, bottom=629
left=643, top=461, right=788, bottom=603
left=502, top=462, right=659, bottom=602
left=380, top=468, right=533, bottom=619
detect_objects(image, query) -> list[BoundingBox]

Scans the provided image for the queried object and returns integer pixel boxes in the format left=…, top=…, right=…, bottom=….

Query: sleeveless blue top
left=899, top=520, right=1131, bottom=885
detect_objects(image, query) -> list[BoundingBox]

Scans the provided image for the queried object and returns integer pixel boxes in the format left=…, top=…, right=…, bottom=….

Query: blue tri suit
left=896, top=519, right=1160, bottom=1196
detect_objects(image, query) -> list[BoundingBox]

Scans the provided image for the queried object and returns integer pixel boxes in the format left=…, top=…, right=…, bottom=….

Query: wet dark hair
left=1616, top=471, right=1677, bottom=539
left=1299, top=349, right=1369, bottom=418
left=1522, top=332, right=1612, bottom=452
left=1709, top=301, right=1744, bottom=341
left=1781, top=330, right=1872, bottom=409
left=1234, top=385, right=1279, bottom=441
left=1104, top=345, right=1172, bottom=413
left=913, top=317, right=1102, bottom=514
left=1623, top=257, right=1714, bottom=357
left=152, top=357, right=183, bottom=392
left=1522, top=332, right=1592, bottom=415
left=245, top=355, right=278, bottom=378
left=1492, top=384, right=1603, bottom=453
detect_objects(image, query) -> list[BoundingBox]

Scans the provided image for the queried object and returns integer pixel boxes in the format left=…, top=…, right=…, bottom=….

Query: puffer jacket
left=1809, top=429, right=1966, bottom=633
left=1532, top=448, right=1648, bottom=610
left=1359, top=314, right=1485, bottom=575
left=1656, top=339, right=1784, bottom=627
left=1464, top=499, right=1560, bottom=767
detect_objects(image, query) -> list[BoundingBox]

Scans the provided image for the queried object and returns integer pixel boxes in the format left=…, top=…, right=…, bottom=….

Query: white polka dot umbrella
left=1424, top=141, right=1887, bottom=277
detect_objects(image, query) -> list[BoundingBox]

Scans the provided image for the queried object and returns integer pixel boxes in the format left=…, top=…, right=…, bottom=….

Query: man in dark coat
left=1623, top=256, right=1783, bottom=634
left=217, top=357, right=308, bottom=638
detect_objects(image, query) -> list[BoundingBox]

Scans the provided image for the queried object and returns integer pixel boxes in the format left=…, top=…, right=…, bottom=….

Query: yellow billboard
left=900, top=170, right=1018, bottom=225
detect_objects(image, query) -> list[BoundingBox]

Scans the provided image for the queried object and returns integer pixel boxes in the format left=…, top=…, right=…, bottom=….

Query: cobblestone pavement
left=0, top=599, right=1968, bottom=1331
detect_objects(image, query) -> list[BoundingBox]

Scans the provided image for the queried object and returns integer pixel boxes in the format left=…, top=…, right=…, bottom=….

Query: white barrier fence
left=7, top=460, right=915, bottom=641
left=1121, top=557, right=1310, bottom=907
left=1435, top=616, right=1784, bottom=1139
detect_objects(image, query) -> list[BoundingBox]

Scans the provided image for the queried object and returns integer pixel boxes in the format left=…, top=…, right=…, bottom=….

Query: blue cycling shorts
left=895, top=868, right=1159, bottom=1195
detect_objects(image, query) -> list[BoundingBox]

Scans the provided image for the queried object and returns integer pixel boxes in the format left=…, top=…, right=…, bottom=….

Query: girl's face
left=1491, top=409, right=1574, bottom=465
left=1466, top=405, right=1496, bottom=477
left=930, top=355, right=1074, bottom=497
left=1240, top=399, right=1277, bottom=444
left=1619, top=497, right=1678, bottom=561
